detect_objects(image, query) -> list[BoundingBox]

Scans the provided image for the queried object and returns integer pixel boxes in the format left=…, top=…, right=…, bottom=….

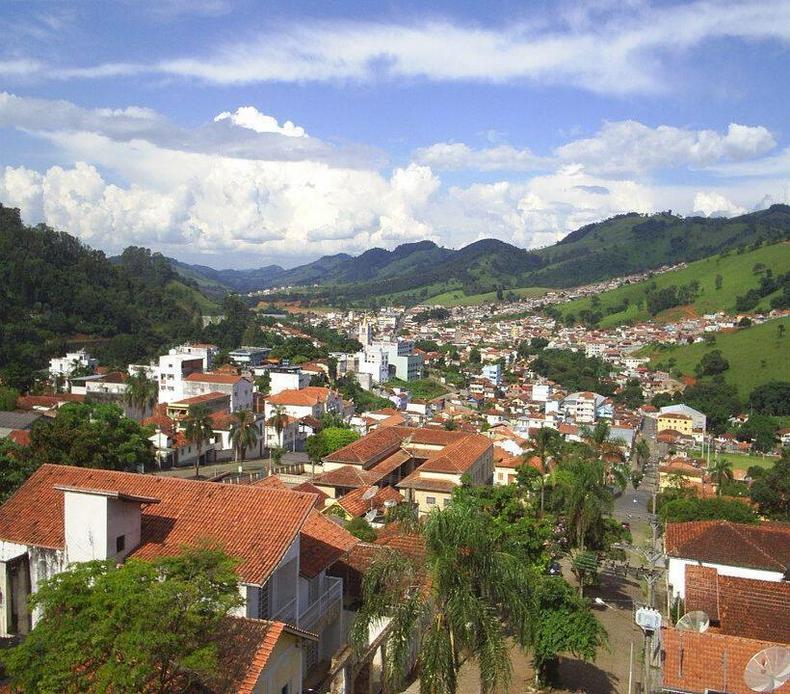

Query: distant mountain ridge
left=168, top=205, right=790, bottom=302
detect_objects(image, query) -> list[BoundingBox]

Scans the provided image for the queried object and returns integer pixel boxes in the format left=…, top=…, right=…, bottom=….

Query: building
left=184, top=372, right=253, bottom=412
left=257, top=366, right=311, bottom=395
left=157, top=352, right=204, bottom=404
left=481, top=363, right=502, bottom=386
left=660, top=403, right=707, bottom=438
left=664, top=520, right=790, bottom=601
left=0, top=465, right=357, bottom=687
left=229, top=346, right=271, bottom=367
left=166, top=392, right=231, bottom=420
left=49, top=349, right=97, bottom=388
left=359, top=322, right=423, bottom=382
left=264, top=387, right=347, bottom=422
left=560, top=391, right=602, bottom=424
left=312, top=427, right=493, bottom=516
left=170, top=342, right=219, bottom=370
left=657, top=411, right=694, bottom=437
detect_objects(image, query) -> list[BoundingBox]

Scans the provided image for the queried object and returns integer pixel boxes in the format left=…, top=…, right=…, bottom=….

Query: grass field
left=165, top=280, right=221, bottom=314
left=689, top=448, right=779, bottom=471
left=557, top=242, right=790, bottom=327
left=429, top=286, right=550, bottom=307
left=642, top=316, right=790, bottom=396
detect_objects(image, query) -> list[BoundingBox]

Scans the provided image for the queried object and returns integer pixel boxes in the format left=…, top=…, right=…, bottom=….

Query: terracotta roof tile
left=265, top=386, right=333, bottom=407
left=299, top=510, right=358, bottom=578
left=665, top=520, right=790, bottom=572
left=185, top=372, right=247, bottom=385
left=312, top=465, right=380, bottom=489
left=0, top=465, right=315, bottom=585
left=336, top=485, right=403, bottom=517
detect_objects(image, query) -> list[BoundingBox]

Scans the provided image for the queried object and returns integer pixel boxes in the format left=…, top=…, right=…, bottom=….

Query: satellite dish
left=744, top=647, right=790, bottom=692
left=383, top=499, right=397, bottom=509
left=361, top=485, right=379, bottom=501
left=676, top=610, right=710, bottom=633
left=364, top=509, right=378, bottom=522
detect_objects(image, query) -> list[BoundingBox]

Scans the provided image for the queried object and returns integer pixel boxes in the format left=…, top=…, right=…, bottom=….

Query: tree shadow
left=557, top=658, right=620, bottom=694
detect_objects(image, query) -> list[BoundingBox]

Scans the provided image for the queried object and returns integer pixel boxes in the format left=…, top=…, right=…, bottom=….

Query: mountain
left=556, top=241, right=790, bottom=328
left=174, top=205, right=790, bottom=304
left=0, top=205, right=211, bottom=389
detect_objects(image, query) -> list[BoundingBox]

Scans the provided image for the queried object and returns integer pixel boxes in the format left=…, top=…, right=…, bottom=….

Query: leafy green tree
left=229, top=410, right=259, bottom=470
left=614, top=378, right=644, bottom=409
left=696, top=350, right=729, bottom=377
left=708, top=457, right=734, bottom=495
left=351, top=505, right=537, bottom=694
left=321, top=427, right=360, bottom=454
left=532, top=577, right=607, bottom=686
left=253, top=370, right=271, bottom=396
left=554, top=457, right=613, bottom=551
left=527, top=427, right=562, bottom=517
left=659, top=496, right=757, bottom=524
left=468, top=347, right=482, bottom=365
left=123, top=371, right=158, bottom=418
left=748, top=382, right=790, bottom=416
left=750, top=451, right=790, bottom=520
left=1, top=544, right=243, bottom=694
left=681, top=379, right=742, bottom=434
left=0, top=439, right=38, bottom=503
left=183, top=404, right=214, bottom=478
left=0, top=385, right=20, bottom=410
left=737, top=414, right=778, bottom=452
left=346, top=516, right=377, bottom=542
left=28, top=403, right=155, bottom=472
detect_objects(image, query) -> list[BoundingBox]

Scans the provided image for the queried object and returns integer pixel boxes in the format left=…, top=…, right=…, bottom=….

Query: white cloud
left=3, top=0, right=786, bottom=96
left=692, top=191, right=747, bottom=217
left=555, top=121, right=776, bottom=175
left=413, top=142, right=545, bottom=172
left=214, top=106, right=307, bottom=138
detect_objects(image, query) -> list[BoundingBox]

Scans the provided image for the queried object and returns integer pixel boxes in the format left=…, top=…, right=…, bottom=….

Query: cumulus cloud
left=692, top=191, right=747, bottom=218
left=4, top=1, right=790, bottom=96
left=555, top=121, right=776, bottom=175
left=214, top=106, right=307, bottom=138
left=413, top=142, right=545, bottom=172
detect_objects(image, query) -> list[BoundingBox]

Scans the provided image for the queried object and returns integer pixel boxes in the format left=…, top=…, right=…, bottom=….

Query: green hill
left=642, top=317, right=790, bottom=396
left=556, top=242, right=790, bottom=327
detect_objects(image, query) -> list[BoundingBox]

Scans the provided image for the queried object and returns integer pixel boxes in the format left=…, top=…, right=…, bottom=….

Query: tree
left=183, top=404, right=214, bottom=478
left=229, top=410, right=259, bottom=471
left=737, top=414, right=778, bottom=453
left=1, top=544, right=243, bottom=694
left=27, top=402, right=155, bottom=472
left=123, top=371, right=158, bottom=418
left=707, top=457, right=734, bottom=495
left=0, top=385, right=19, bottom=411
left=0, top=439, right=38, bottom=503
left=554, top=457, right=613, bottom=551
left=270, top=405, right=288, bottom=450
left=532, top=577, right=607, bottom=686
left=254, top=370, right=271, bottom=396
left=270, top=445, right=284, bottom=472
left=635, top=439, right=651, bottom=468
left=658, top=496, right=757, bottom=524
left=748, top=382, right=790, bottom=416
left=351, top=505, right=536, bottom=694
left=696, top=350, right=729, bottom=377
left=750, top=452, right=790, bottom=520
left=527, top=427, right=562, bottom=517
left=321, top=427, right=359, bottom=454
left=779, top=323, right=786, bottom=339
left=468, top=347, right=482, bottom=365
left=715, top=274, right=723, bottom=290
left=305, top=434, right=325, bottom=477
left=346, top=516, right=377, bottom=542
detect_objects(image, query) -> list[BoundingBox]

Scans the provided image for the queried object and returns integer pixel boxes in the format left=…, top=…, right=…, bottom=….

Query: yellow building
left=657, top=412, right=694, bottom=436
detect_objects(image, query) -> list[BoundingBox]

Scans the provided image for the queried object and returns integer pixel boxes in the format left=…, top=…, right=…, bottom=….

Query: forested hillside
left=0, top=205, right=209, bottom=389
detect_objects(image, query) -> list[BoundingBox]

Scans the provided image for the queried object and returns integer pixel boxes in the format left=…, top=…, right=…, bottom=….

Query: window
left=443, top=498, right=451, bottom=507
left=116, top=535, right=126, bottom=553
left=426, top=496, right=436, bottom=505
left=281, top=686, right=289, bottom=694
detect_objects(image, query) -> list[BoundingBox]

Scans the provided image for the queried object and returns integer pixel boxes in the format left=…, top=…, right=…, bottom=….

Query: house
left=0, top=411, right=42, bottom=439
left=228, top=346, right=271, bottom=367
left=264, top=387, right=347, bottom=422
left=313, top=427, right=493, bottom=515
left=184, top=372, right=253, bottom=412
left=157, top=352, right=204, bottom=404
left=0, top=465, right=357, bottom=688
left=49, top=349, right=97, bottom=388
left=166, top=392, right=231, bottom=420
left=664, top=520, right=790, bottom=601
left=324, top=485, right=404, bottom=522
left=657, top=412, right=694, bottom=437
left=660, top=403, right=707, bottom=441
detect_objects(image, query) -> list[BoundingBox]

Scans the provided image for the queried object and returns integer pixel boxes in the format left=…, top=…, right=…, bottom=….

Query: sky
left=0, top=0, right=789, bottom=268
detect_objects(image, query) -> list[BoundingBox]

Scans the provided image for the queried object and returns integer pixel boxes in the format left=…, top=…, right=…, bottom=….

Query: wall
left=105, top=498, right=142, bottom=561
left=64, top=492, right=108, bottom=563
left=256, top=634, right=303, bottom=694
left=667, top=557, right=784, bottom=600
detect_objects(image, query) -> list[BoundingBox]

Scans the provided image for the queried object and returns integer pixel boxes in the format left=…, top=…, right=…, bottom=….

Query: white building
left=183, top=372, right=253, bottom=412
left=157, top=353, right=204, bottom=404
left=482, top=363, right=502, bottom=385
left=560, top=391, right=603, bottom=424
left=49, top=350, right=97, bottom=387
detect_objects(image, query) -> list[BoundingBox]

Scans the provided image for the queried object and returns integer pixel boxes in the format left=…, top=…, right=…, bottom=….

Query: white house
left=664, top=520, right=790, bottom=601
left=183, top=372, right=253, bottom=412
left=49, top=349, right=97, bottom=388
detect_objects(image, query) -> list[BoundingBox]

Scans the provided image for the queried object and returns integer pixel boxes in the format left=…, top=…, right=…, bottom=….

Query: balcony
left=299, top=575, right=342, bottom=631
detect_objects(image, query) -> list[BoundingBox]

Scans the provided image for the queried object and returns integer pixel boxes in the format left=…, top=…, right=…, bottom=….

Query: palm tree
left=528, top=427, right=562, bottom=517
left=183, top=404, right=214, bottom=479
left=229, top=410, right=259, bottom=473
left=708, top=457, right=733, bottom=496
left=634, top=439, right=651, bottom=468
left=351, top=505, right=536, bottom=694
left=124, top=371, right=158, bottom=419
left=554, top=457, right=612, bottom=551
left=270, top=405, right=289, bottom=450
left=610, top=462, right=631, bottom=493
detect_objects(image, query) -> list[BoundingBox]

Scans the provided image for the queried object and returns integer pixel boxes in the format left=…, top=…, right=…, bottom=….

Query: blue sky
left=1, top=0, right=788, bottom=267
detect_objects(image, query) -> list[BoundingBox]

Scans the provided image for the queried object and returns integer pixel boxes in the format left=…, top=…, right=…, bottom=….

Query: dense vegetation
left=530, top=349, right=615, bottom=395
left=0, top=206, right=207, bottom=389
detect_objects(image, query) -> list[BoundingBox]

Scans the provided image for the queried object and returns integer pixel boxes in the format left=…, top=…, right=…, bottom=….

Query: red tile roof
left=336, top=485, right=403, bottom=517
left=185, top=372, right=247, bottom=385
left=172, top=391, right=230, bottom=407
left=0, top=465, right=315, bottom=585
left=685, top=565, right=790, bottom=643
left=299, top=510, right=357, bottom=578
left=292, top=482, right=329, bottom=508
left=312, top=465, right=379, bottom=489
left=7, top=430, right=31, bottom=446
left=396, top=471, right=457, bottom=493
left=665, top=521, right=790, bottom=572
left=662, top=627, right=787, bottom=694
left=265, top=386, right=332, bottom=407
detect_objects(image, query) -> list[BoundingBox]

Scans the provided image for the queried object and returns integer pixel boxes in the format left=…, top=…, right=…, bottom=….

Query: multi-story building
left=228, top=346, right=271, bottom=367
left=657, top=412, right=694, bottom=437
left=183, top=372, right=253, bottom=412
left=49, top=349, right=97, bottom=388
left=157, top=353, right=204, bottom=404
left=481, top=363, right=502, bottom=385
left=0, top=465, right=357, bottom=689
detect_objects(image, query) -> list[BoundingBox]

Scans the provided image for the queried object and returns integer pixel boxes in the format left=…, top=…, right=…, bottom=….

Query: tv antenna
left=744, top=646, right=790, bottom=692
left=675, top=610, right=710, bottom=633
